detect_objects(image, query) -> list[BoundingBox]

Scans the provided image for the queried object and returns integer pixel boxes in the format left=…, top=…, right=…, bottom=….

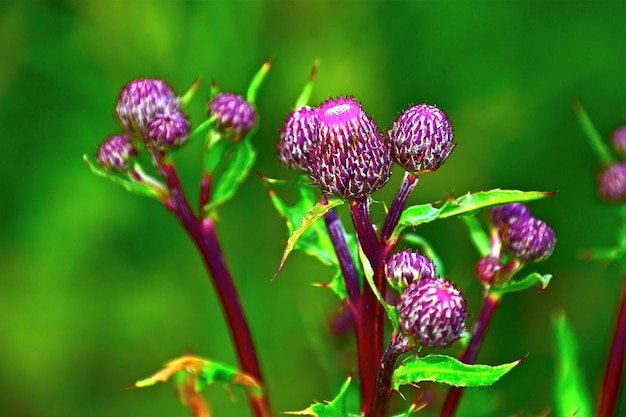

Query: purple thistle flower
left=97, top=134, right=137, bottom=171
left=491, top=202, right=532, bottom=228
left=397, top=277, right=467, bottom=348
left=208, top=93, right=256, bottom=139
left=145, top=109, right=190, bottom=149
left=115, top=79, right=179, bottom=137
left=475, top=256, right=502, bottom=285
left=598, top=162, right=626, bottom=202
left=503, top=216, right=556, bottom=262
left=278, top=105, right=319, bottom=172
left=388, top=103, right=454, bottom=174
left=309, top=96, right=392, bottom=199
left=611, top=125, right=626, bottom=157
left=385, top=249, right=437, bottom=291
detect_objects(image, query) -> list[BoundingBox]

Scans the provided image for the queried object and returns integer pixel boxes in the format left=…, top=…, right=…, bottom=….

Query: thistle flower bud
left=115, top=79, right=179, bottom=136
left=503, top=216, right=556, bottom=262
left=598, top=162, right=626, bottom=202
left=97, top=134, right=137, bottom=171
left=278, top=106, right=319, bottom=172
left=385, top=249, right=437, bottom=291
left=491, top=202, right=531, bottom=228
left=611, top=125, right=626, bottom=157
left=475, top=256, right=502, bottom=285
left=309, top=96, right=392, bottom=199
left=208, top=93, right=256, bottom=139
left=388, top=103, right=454, bottom=174
left=397, top=277, right=467, bottom=348
left=145, top=109, right=190, bottom=149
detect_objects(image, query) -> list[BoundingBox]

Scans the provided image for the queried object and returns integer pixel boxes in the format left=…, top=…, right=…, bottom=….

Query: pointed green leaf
left=314, top=270, right=348, bottom=300
left=179, top=78, right=200, bottom=108
left=294, top=60, right=319, bottom=109
left=285, top=376, right=359, bottom=417
left=492, top=272, right=552, bottom=296
left=392, top=354, right=521, bottom=390
left=459, top=215, right=491, bottom=257
left=574, top=99, right=613, bottom=167
left=246, top=59, right=271, bottom=104
left=392, top=189, right=553, bottom=242
left=552, top=312, right=593, bottom=417
left=359, top=246, right=399, bottom=331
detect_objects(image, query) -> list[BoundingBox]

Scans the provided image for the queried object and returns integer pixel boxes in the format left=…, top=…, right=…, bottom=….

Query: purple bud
left=598, top=162, right=626, bottom=202
left=278, top=106, right=319, bottom=172
left=97, top=135, right=137, bottom=171
left=145, top=109, right=190, bottom=149
left=208, top=93, right=256, bottom=139
left=503, top=216, right=556, bottom=262
left=611, top=125, right=626, bottom=157
left=397, top=277, right=467, bottom=348
left=115, top=79, right=179, bottom=136
left=475, top=256, right=502, bottom=285
left=385, top=249, right=437, bottom=291
left=309, top=96, right=392, bottom=199
left=491, top=203, right=532, bottom=228
left=388, top=103, right=454, bottom=174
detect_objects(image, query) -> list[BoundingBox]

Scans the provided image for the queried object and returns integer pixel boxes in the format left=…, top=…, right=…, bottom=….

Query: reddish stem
left=159, top=162, right=271, bottom=417
left=596, top=279, right=626, bottom=417
left=440, top=291, right=501, bottom=417
left=381, top=172, right=419, bottom=244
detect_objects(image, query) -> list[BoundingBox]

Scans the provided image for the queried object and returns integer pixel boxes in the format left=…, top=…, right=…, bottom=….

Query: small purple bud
left=115, top=79, right=179, bottom=136
left=145, top=109, right=190, bottom=149
left=97, top=135, right=137, bottom=171
left=385, top=249, right=437, bottom=291
left=208, top=93, right=256, bottom=139
left=475, top=256, right=502, bottom=285
left=397, top=277, right=467, bottom=348
left=491, top=203, right=532, bottom=228
left=309, top=96, right=392, bottom=199
left=278, top=106, right=319, bottom=172
left=388, top=103, right=455, bottom=174
left=503, top=216, right=556, bottom=262
left=598, top=162, right=626, bottom=202
left=611, top=125, right=626, bottom=157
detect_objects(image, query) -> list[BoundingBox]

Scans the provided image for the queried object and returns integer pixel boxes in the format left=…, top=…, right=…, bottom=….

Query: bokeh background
left=1, top=1, right=625, bottom=416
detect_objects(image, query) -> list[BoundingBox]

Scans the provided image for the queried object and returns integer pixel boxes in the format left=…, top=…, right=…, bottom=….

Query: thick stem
left=381, top=172, right=419, bottom=244
left=440, top=291, right=501, bottom=417
left=159, top=162, right=272, bottom=417
left=371, top=333, right=412, bottom=417
left=597, top=279, right=626, bottom=417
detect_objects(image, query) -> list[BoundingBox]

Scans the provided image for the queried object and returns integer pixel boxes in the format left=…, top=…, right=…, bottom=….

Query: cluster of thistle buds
left=96, top=78, right=256, bottom=173
left=476, top=202, right=556, bottom=286
left=598, top=126, right=626, bottom=202
left=278, top=96, right=454, bottom=199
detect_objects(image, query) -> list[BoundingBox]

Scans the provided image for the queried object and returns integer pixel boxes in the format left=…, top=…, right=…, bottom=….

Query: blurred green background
left=1, top=0, right=625, bottom=416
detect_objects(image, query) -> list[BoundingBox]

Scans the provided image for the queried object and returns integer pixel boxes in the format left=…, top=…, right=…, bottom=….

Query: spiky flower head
left=388, top=103, right=454, bottom=174
left=611, top=125, right=626, bottom=157
left=491, top=202, right=532, bottom=228
left=308, top=96, right=392, bottom=199
left=208, top=93, right=256, bottom=139
left=145, top=109, right=190, bottom=149
left=502, top=216, right=556, bottom=262
left=475, top=256, right=502, bottom=285
left=598, top=162, right=626, bottom=202
left=278, top=105, right=319, bottom=172
left=385, top=249, right=437, bottom=291
left=397, top=277, right=467, bottom=348
left=115, top=79, right=179, bottom=137
left=97, top=134, right=137, bottom=171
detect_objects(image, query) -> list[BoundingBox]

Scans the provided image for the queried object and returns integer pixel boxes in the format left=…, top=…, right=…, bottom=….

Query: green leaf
left=492, top=272, right=552, bottom=296
left=402, top=233, right=446, bottom=276
left=285, top=376, right=359, bottom=417
left=294, top=59, right=319, bottom=109
left=392, top=189, right=553, bottom=242
left=179, top=78, right=200, bottom=108
left=246, top=59, right=271, bottom=104
left=359, top=246, right=399, bottom=332
left=391, top=354, right=521, bottom=390
left=459, top=215, right=491, bottom=258
left=314, top=270, right=348, bottom=300
left=552, top=312, right=593, bottom=417
left=574, top=99, right=614, bottom=167
left=203, top=137, right=256, bottom=214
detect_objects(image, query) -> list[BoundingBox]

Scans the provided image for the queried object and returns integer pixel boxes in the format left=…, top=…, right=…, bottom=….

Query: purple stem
left=370, top=333, right=412, bottom=417
left=381, top=172, right=419, bottom=243
left=440, top=291, right=501, bottom=417
left=159, top=162, right=272, bottom=417
left=597, top=278, right=626, bottom=417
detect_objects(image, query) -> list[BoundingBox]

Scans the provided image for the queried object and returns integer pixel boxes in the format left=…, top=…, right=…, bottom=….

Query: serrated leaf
left=492, top=272, right=552, bottom=296
left=314, top=270, right=348, bottom=300
left=391, top=354, right=521, bottom=390
left=552, top=312, right=593, bottom=417
left=392, top=189, right=553, bottom=242
left=285, top=376, right=358, bottom=417
left=459, top=215, right=491, bottom=257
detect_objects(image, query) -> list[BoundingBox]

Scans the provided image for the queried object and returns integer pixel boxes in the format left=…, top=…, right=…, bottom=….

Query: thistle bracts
left=208, top=92, right=256, bottom=140
left=97, top=134, right=137, bottom=171
left=388, top=103, right=454, bottom=175
left=385, top=249, right=437, bottom=292
left=309, top=96, right=392, bottom=199
left=278, top=105, right=319, bottom=172
left=598, top=162, right=626, bottom=202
